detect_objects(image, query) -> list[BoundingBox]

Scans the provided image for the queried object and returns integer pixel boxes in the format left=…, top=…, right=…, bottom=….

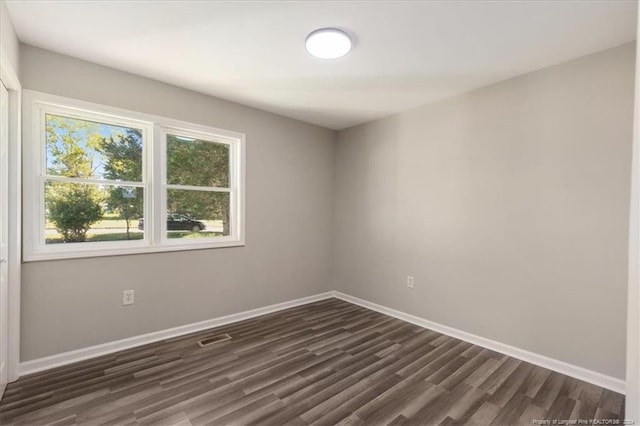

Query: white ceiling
left=6, top=0, right=638, bottom=130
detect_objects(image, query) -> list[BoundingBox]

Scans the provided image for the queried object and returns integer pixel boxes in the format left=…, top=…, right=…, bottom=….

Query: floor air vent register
left=197, top=333, right=232, bottom=347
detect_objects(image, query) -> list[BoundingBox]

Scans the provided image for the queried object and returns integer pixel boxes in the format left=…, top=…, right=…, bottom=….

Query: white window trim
left=23, top=90, right=246, bottom=261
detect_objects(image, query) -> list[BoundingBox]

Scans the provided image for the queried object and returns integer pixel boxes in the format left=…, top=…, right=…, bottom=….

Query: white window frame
left=23, top=90, right=246, bottom=261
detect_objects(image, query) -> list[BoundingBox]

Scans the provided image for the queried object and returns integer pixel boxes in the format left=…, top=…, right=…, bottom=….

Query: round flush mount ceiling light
left=305, top=28, right=352, bottom=59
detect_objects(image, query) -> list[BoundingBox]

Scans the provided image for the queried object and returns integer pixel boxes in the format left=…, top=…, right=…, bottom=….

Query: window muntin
left=24, top=91, right=245, bottom=261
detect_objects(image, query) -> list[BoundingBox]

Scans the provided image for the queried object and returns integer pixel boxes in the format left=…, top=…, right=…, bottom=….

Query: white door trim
left=0, top=77, right=9, bottom=396
left=625, top=7, right=640, bottom=420
left=0, top=48, right=22, bottom=385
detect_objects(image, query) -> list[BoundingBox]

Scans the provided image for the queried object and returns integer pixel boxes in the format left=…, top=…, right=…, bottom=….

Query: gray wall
left=20, top=45, right=336, bottom=361
left=18, top=41, right=635, bottom=380
left=333, top=43, right=635, bottom=379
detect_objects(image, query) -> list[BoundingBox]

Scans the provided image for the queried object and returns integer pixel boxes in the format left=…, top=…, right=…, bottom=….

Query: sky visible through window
left=45, top=113, right=137, bottom=180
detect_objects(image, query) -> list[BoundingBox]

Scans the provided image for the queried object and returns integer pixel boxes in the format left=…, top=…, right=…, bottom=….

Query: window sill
left=23, top=239, right=246, bottom=262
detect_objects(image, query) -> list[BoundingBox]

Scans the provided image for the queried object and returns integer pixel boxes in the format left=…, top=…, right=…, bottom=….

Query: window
left=164, top=130, right=232, bottom=240
left=43, top=113, right=147, bottom=245
left=24, top=91, right=245, bottom=261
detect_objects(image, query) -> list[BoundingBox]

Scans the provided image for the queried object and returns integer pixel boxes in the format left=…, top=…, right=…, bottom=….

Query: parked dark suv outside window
left=138, top=214, right=206, bottom=232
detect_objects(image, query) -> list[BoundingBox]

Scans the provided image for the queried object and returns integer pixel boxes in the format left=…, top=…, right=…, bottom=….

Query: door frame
left=0, top=78, right=8, bottom=394
left=0, top=48, right=22, bottom=385
left=625, top=12, right=640, bottom=419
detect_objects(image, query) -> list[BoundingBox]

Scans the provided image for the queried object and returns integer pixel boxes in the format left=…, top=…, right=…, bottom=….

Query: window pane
left=166, top=134, right=229, bottom=187
left=46, top=113, right=143, bottom=182
left=45, top=181, right=144, bottom=244
left=166, top=189, right=230, bottom=238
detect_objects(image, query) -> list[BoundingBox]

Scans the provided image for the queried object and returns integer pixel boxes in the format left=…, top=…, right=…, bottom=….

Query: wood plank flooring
left=0, top=299, right=625, bottom=425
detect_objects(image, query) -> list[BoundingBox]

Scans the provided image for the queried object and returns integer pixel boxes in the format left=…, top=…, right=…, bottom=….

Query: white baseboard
left=17, top=290, right=626, bottom=395
left=18, top=292, right=335, bottom=377
left=333, top=291, right=625, bottom=395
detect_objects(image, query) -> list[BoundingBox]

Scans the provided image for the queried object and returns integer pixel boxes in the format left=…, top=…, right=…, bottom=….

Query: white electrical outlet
left=407, top=276, right=414, bottom=288
left=123, top=289, right=135, bottom=306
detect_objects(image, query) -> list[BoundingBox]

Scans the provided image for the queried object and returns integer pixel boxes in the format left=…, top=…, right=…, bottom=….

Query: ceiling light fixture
left=305, top=28, right=352, bottom=59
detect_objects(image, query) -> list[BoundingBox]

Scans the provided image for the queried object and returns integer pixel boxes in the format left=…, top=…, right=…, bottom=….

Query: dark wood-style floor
left=0, top=299, right=625, bottom=425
